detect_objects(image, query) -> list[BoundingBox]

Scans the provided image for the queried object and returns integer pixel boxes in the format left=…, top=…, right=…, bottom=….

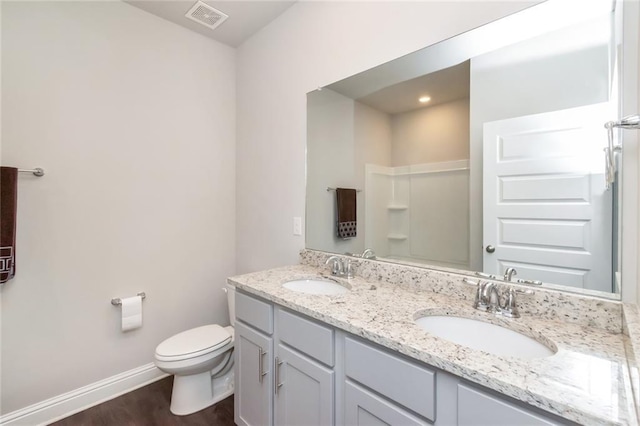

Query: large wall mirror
left=306, top=0, right=639, bottom=299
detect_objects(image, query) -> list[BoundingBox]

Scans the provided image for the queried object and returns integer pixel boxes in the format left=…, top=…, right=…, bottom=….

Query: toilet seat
left=155, top=324, right=231, bottom=362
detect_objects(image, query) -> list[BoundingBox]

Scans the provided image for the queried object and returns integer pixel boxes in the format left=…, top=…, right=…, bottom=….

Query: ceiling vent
left=185, top=1, right=228, bottom=31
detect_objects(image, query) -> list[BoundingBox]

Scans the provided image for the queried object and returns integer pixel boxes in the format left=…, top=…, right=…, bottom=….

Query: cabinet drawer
left=458, top=384, right=561, bottom=426
left=277, top=308, right=334, bottom=366
left=236, top=291, right=273, bottom=335
left=345, top=337, right=435, bottom=422
left=345, top=381, right=430, bottom=426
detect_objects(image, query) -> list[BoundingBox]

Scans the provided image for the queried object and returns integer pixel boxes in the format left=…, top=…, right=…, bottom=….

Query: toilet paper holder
left=111, top=292, right=146, bottom=306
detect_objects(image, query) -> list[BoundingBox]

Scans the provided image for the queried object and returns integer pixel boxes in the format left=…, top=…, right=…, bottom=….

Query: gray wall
left=235, top=1, right=537, bottom=274
left=1, top=1, right=236, bottom=413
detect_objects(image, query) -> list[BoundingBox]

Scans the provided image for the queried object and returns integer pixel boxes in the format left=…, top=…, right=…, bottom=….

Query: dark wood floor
left=51, top=377, right=235, bottom=426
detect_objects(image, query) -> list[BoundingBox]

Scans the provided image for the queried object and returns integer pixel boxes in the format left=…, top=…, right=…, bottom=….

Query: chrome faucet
left=325, top=256, right=341, bottom=275
left=347, top=249, right=376, bottom=260
left=361, top=248, right=376, bottom=259
left=465, top=278, right=534, bottom=319
left=325, top=256, right=355, bottom=278
left=482, top=282, right=502, bottom=314
left=503, top=267, right=517, bottom=282
left=472, top=281, right=501, bottom=314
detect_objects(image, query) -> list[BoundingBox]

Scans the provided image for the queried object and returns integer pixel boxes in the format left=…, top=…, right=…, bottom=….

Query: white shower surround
left=365, top=160, right=470, bottom=269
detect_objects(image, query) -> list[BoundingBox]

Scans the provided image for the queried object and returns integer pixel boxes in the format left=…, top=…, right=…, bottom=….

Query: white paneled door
left=483, top=103, right=612, bottom=292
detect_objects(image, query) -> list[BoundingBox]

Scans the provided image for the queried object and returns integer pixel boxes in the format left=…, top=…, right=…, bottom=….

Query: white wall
left=355, top=102, right=392, bottom=174
left=306, top=89, right=359, bottom=253
left=236, top=1, right=537, bottom=274
left=1, top=1, right=236, bottom=413
left=391, top=99, right=470, bottom=166
left=306, top=89, right=391, bottom=255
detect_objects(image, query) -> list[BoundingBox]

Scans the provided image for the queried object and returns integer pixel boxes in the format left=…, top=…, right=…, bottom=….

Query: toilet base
left=169, top=368, right=234, bottom=416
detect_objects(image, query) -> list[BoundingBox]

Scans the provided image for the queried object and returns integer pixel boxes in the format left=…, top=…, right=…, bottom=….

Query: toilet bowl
left=154, top=283, right=236, bottom=415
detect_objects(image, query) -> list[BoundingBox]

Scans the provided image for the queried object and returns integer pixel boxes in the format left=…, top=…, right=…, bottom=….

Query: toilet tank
left=225, top=283, right=236, bottom=327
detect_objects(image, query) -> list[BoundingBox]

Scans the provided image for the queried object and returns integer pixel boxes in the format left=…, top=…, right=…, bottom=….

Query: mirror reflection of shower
left=306, top=0, right=633, bottom=297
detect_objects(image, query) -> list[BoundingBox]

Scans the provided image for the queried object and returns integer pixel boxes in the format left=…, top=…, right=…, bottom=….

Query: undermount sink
left=414, top=315, right=556, bottom=359
left=282, top=278, right=350, bottom=295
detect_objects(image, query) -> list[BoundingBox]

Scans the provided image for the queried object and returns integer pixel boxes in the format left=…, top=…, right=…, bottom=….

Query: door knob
left=486, top=245, right=495, bottom=253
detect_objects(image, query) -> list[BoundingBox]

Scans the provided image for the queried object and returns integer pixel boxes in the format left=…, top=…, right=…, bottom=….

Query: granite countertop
left=229, top=264, right=639, bottom=425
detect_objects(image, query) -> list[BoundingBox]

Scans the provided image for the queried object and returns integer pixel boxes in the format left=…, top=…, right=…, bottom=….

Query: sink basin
left=282, top=278, right=350, bottom=295
left=414, top=315, right=556, bottom=359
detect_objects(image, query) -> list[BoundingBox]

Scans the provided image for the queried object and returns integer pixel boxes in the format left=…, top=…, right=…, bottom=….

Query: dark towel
left=1, top=167, right=18, bottom=283
left=336, top=188, right=357, bottom=239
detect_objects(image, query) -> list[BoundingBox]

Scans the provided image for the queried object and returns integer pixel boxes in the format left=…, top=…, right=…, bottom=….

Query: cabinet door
left=344, top=381, right=430, bottom=426
left=458, top=384, right=562, bottom=426
left=235, top=321, right=273, bottom=426
left=274, top=344, right=334, bottom=426
left=345, top=337, right=435, bottom=421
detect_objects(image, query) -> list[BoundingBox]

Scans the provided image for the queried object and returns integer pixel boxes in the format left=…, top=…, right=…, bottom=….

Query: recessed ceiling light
left=419, top=96, right=431, bottom=103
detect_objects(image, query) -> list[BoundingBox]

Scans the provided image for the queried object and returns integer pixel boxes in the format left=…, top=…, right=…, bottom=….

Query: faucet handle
left=501, top=287, right=520, bottom=318
left=515, top=278, right=542, bottom=286
left=345, top=259, right=355, bottom=278
left=463, top=277, right=480, bottom=286
left=502, top=286, right=535, bottom=318
left=325, top=256, right=341, bottom=275
left=475, top=271, right=497, bottom=279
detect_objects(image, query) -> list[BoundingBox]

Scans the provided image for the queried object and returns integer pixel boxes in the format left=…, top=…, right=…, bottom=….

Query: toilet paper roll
left=121, top=295, right=143, bottom=332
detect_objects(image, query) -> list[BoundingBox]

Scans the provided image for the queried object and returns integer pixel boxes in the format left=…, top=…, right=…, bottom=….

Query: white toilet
left=154, top=283, right=236, bottom=416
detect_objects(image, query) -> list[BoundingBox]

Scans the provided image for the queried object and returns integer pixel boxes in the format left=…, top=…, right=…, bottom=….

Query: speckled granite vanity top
left=229, top=259, right=637, bottom=426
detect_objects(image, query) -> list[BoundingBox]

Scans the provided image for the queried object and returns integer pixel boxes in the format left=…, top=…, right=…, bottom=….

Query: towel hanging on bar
left=336, top=188, right=357, bottom=239
left=327, top=187, right=361, bottom=193
left=1, top=167, right=18, bottom=283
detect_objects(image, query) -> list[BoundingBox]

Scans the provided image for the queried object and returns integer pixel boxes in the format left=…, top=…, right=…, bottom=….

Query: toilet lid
left=155, top=325, right=231, bottom=359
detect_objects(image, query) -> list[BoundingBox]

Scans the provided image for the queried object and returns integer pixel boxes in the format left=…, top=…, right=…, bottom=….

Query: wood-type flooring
left=50, top=377, right=234, bottom=426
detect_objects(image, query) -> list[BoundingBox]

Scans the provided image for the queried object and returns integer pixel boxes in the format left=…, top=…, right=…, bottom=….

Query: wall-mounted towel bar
left=606, top=114, right=640, bottom=130
left=18, top=168, right=45, bottom=177
left=603, top=114, right=640, bottom=189
left=327, top=187, right=362, bottom=193
left=111, top=292, right=146, bottom=306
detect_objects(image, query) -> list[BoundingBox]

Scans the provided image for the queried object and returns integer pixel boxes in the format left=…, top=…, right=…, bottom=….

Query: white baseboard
left=0, top=363, right=168, bottom=426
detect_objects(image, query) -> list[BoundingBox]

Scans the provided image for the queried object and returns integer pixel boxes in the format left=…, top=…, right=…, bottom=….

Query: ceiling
left=354, top=61, right=471, bottom=115
left=124, top=0, right=297, bottom=47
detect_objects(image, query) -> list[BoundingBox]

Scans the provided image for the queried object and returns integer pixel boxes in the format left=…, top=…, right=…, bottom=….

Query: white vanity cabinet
left=343, top=336, right=570, bottom=426
left=235, top=291, right=274, bottom=426
left=343, top=336, right=435, bottom=425
left=456, top=384, right=559, bottom=426
left=235, top=290, right=572, bottom=426
left=235, top=290, right=335, bottom=426
left=274, top=308, right=335, bottom=425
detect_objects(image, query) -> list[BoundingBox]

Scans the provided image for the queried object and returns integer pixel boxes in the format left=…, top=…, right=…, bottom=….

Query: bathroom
left=1, top=0, right=639, bottom=425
